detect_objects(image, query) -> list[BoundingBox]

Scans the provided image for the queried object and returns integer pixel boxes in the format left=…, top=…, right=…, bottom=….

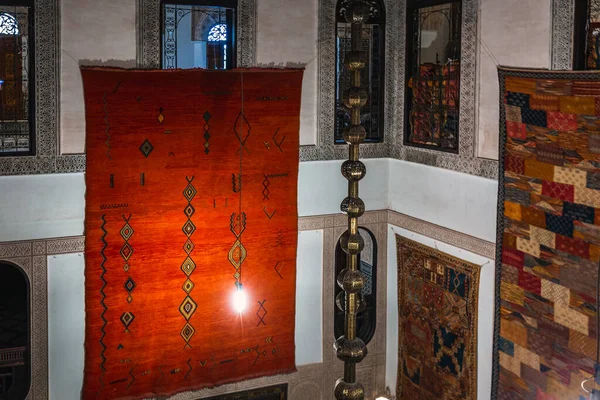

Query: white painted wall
left=48, top=253, right=85, bottom=400
left=388, top=159, right=498, bottom=242
left=47, top=230, right=325, bottom=399
left=386, top=225, right=495, bottom=400
left=476, top=0, right=552, bottom=160
left=60, top=0, right=137, bottom=154
left=0, top=159, right=388, bottom=243
left=256, top=0, right=318, bottom=146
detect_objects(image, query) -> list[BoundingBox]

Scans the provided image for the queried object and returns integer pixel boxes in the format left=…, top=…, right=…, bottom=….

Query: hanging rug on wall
left=493, top=67, right=600, bottom=400
left=396, top=235, right=480, bottom=400
left=80, top=67, right=303, bottom=400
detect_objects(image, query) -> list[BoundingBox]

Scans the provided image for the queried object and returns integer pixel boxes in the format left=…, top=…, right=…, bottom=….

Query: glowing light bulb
left=233, top=286, right=247, bottom=313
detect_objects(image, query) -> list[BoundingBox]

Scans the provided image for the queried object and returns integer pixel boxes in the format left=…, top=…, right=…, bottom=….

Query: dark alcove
left=0, top=261, right=30, bottom=400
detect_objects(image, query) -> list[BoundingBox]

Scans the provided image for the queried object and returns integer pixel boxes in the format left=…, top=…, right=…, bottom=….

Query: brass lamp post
left=334, top=1, right=370, bottom=399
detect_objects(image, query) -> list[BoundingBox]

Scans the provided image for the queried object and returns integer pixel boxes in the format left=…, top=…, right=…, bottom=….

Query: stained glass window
left=334, top=0, right=386, bottom=144
left=0, top=13, right=19, bottom=35
left=334, top=228, right=377, bottom=345
left=0, top=3, right=33, bottom=155
left=161, top=1, right=236, bottom=70
left=207, top=23, right=226, bottom=41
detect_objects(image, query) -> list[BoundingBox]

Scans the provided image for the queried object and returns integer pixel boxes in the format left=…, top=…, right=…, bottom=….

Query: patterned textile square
left=493, top=67, right=600, bottom=400
left=396, top=235, right=480, bottom=400
left=81, top=67, right=303, bottom=399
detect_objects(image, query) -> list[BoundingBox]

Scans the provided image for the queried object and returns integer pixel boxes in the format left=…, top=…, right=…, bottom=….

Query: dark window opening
left=161, top=0, right=237, bottom=70
left=334, top=228, right=377, bottom=345
left=0, top=1, right=34, bottom=156
left=334, top=0, right=386, bottom=144
left=405, top=0, right=461, bottom=153
left=0, top=261, right=30, bottom=400
left=574, top=0, right=600, bottom=70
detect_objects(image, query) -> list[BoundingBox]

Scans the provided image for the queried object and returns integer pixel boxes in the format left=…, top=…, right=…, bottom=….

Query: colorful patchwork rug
left=396, top=235, right=480, bottom=400
left=493, top=67, right=600, bottom=400
left=81, top=67, right=303, bottom=399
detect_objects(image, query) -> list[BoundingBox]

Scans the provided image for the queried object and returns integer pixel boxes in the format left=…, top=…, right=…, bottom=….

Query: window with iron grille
left=334, top=228, right=377, bottom=345
left=405, top=0, right=461, bottom=153
left=574, top=0, right=600, bottom=70
left=0, top=1, right=34, bottom=156
left=161, top=0, right=237, bottom=70
left=334, top=0, right=385, bottom=144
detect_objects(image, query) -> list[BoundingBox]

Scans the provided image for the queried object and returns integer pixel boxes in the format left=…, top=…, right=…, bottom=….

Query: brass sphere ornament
left=343, top=87, right=368, bottom=108
left=334, top=336, right=368, bottom=363
left=343, top=125, right=366, bottom=144
left=344, top=50, right=367, bottom=70
left=339, top=231, right=365, bottom=255
left=341, top=160, right=366, bottom=181
left=336, top=290, right=365, bottom=313
left=344, top=0, right=370, bottom=24
left=337, top=269, right=365, bottom=293
left=335, top=1, right=370, bottom=398
left=334, top=380, right=365, bottom=400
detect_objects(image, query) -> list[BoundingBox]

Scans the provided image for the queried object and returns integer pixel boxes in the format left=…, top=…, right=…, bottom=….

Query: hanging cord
left=238, top=70, right=244, bottom=288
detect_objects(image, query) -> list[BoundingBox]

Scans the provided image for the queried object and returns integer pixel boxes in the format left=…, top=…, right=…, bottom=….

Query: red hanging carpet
left=81, top=67, right=303, bottom=399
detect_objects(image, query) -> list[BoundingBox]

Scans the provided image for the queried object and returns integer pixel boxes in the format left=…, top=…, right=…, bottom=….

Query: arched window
left=334, top=227, right=377, bottom=344
left=0, top=261, right=30, bottom=398
left=335, top=0, right=386, bottom=144
left=0, top=4, right=33, bottom=155
left=207, top=23, right=228, bottom=69
left=161, top=1, right=236, bottom=70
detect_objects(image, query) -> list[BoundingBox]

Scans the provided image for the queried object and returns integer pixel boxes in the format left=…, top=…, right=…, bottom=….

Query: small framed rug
left=396, top=235, right=480, bottom=400
left=493, top=67, right=600, bottom=400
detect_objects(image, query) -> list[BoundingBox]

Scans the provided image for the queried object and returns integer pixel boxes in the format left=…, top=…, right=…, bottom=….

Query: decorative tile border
left=0, top=236, right=85, bottom=400
left=0, top=209, right=493, bottom=399
left=387, top=210, right=496, bottom=259
left=551, top=0, right=575, bottom=70
left=392, top=0, right=499, bottom=180
left=4, top=0, right=576, bottom=178
left=304, top=0, right=399, bottom=162
left=0, top=0, right=88, bottom=176
left=137, top=0, right=256, bottom=69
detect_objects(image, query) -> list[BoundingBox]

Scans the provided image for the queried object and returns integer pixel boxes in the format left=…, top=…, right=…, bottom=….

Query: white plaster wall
left=476, top=0, right=552, bottom=160
left=48, top=230, right=325, bottom=399
left=388, top=159, right=498, bottom=242
left=256, top=0, right=318, bottom=146
left=386, top=226, right=495, bottom=400
left=0, top=173, right=84, bottom=242
left=48, top=253, right=85, bottom=400
left=60, top=0, right=137, bottom=154
left=0, top=160, right=388, bottom=243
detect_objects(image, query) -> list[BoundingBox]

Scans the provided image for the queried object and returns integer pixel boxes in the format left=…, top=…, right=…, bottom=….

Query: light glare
left=233, top=287, right=247, bottom=313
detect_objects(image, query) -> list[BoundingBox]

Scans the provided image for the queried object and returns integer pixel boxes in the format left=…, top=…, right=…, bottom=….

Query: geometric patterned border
left=0, top=236, right=84, bottom=400
left=0, top=210, right=494, bottom=399
left=551, top=0, right=575, bottom=70
left=302, top=0, right=398, bottom=162
left=392, top=0, right=499, bottom=180
left=0, top=0, right=576, bottom=178
left=137, top=0, right=256, bottom=68
left=0, top=0, right=87, bottom=176
left=386, top=210, right=495, bottom=259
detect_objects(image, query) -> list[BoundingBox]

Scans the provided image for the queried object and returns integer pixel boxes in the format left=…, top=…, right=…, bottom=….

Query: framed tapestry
left=396, top=235, right=480, bottom=400
left=493, top=67, right=600, bottom=399
left=80, top=67, right=303, bottom=399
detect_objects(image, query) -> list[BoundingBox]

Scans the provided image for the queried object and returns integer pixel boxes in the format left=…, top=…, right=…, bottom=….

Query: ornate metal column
left=334, top=1, right=369, bottom=399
